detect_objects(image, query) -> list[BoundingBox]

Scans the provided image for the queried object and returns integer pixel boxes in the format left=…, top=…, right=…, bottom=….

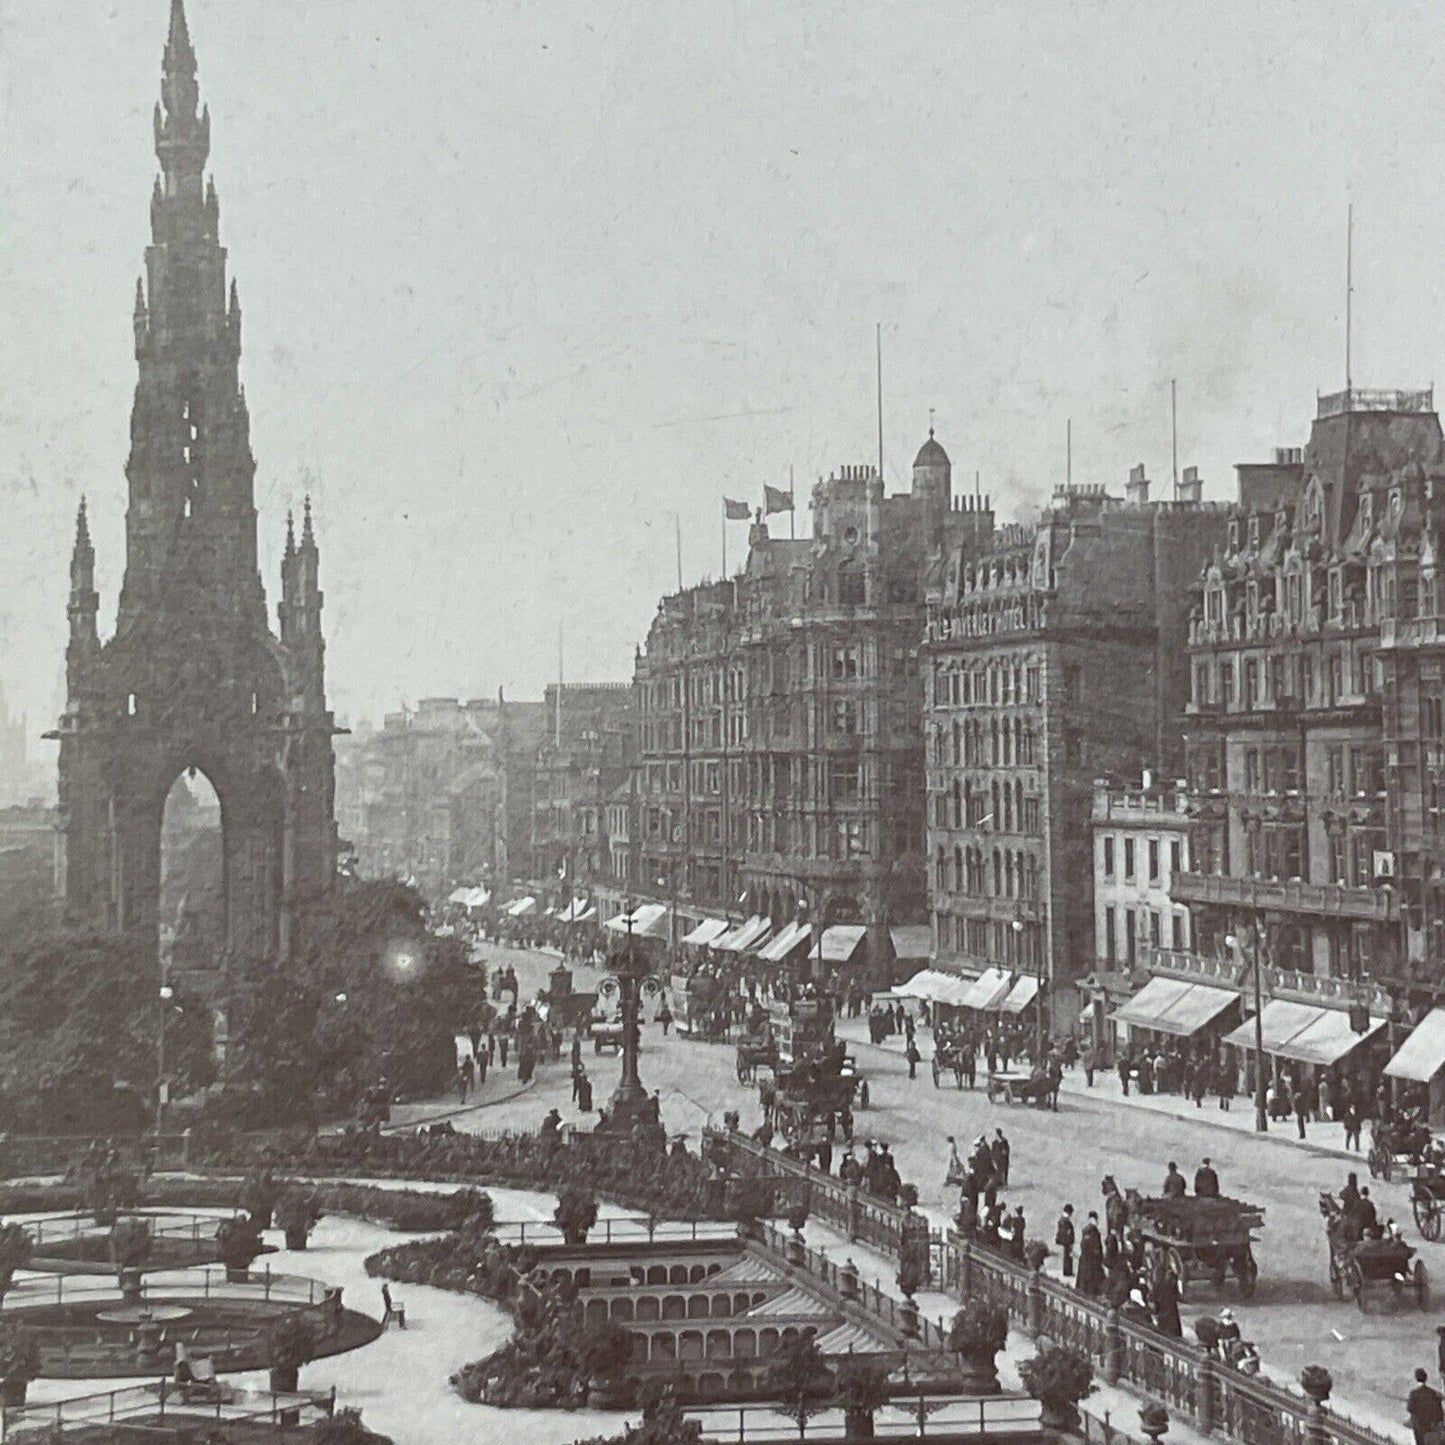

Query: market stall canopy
left=680, top=917, right=729, bottom=947
left=557, top=897, right=590, bottom=923
left=820, top=925, right=867, bottom=964
left=1221, top=999, right=1334, bottom=1056
left=1110, top=977, right=1236, bottom=1037
left=447, top=887, right=471, bottom=905
left=716, top=915, right=771, bottom=954
left=997, top=974, right=1041, bottom=1014
left=505, top=896, right=537, bottom=918
left=758, top=921, right=811, bottom=964
left=1386, top=1009, right=1445, bottom=1083
left=604, top=902, right=670, bottom=938
left=464, top=887, right=491, bottom=909
left=959, top=967, right=1011, bottom=1010
left=889, top=925, right=932, bottom=962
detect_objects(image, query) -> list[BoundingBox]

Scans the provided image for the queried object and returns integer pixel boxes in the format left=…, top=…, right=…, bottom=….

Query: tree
left=553, top=1184, right=599, bottom=1246
left=0, top=929, right=214, bottom=1133
left=765, top=1333, right=832, bottom=1440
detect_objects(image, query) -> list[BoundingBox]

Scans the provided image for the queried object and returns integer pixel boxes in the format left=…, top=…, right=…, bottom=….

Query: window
left=1148, top=839, right=1160, bottom=883
left=1244, top=658, right=1258, bottom=706
left=1125, top=909, right=1138, bottom=965
left=1169, top=839, right=1182, bottom=876
left=1244, top=748, right=1260, bottom=793
left=831, top=645, right=860, bottom=680
left=832, top=759, right=861, bottom=804
left=838, top=566, right=865, bottom=606
left=1220, top=661, right=1234, bottom=706
left=1327, top=745, right=1345, bottom=796
left=1123, top=838, right=1136, bottom=881
left=831, top=699, right=859, bottom=735
left=1104, top=906, right=1117, bottom=963
left=1171, top=913, right=1185, bottom=950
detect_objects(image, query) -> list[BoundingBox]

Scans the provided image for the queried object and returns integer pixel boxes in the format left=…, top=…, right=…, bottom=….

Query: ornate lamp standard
left=599, top=903, right=664, bottom=1134
left=1225, top=926, right=1269, bottom=1134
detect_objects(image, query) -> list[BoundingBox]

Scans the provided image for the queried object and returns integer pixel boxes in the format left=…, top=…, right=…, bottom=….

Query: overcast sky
left=2, top=1, right=1444, bottom=747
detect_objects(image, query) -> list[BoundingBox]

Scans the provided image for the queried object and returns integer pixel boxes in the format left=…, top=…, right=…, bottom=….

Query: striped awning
left=680, top=917, right=729, bottom=947
left=1112, top=977, right=1237, bottom=1037
left=758, top=921, right=811, bottom=964
left=1387, top=1009, right=1445, bottom=1083
left=820, top=924, right=867, bottom=963
left=997, top=974, right=1040, bottom=1014
left=959, top=967, right=1011, bottom=1010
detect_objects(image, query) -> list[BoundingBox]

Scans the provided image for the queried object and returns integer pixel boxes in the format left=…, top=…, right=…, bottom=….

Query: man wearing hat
left=1435, top=1324, right=1445, bottom=1393
left=1408, top=1366, right=1444, bottom=1445
left=1194, top=1157, right=1220, bottom=1198
left=1076, top=1210, right=1105, bottom=1297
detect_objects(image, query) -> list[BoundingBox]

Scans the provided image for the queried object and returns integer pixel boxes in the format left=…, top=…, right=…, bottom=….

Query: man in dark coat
left=1076, top=1212, right=1105, bottom=1296
left=1194, top=1158, right=1220, bottom=1198
left=1162, top=1162, right=1186, bottom=1199
left=1055, top=1204, right=1076, bottom=1277
left=992, top=1129, right=1011, bottom=1187
left=1408, top=1367, right=1444, bottom=1445
left=1151, top=1261, right=1183, bottom=1337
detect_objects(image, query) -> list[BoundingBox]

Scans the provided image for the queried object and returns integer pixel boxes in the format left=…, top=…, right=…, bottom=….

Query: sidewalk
left=834, top=1013, right=1370, bottom=1167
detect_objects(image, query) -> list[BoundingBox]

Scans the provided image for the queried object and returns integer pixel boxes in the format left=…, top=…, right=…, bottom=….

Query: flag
left=723, top=497, right=750, bottom=521
left=764, top=484, right=794, bottom=515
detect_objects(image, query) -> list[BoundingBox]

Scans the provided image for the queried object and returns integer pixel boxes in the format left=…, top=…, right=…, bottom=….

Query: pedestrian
left=1218, top=1055, right=1235, bottom=1112
left=1295, top=1085, right=1310, bottom=1141
left=576, top=1069, right=592, bottom=1112
left=1344, top=1099, right=1363, bottom=1152
left=992, top=1129, right=1011, bottom=1188
left=1081, top=1039, right=1096, bottom=1088
left=1056, top=1204, right=1076, bottom=1277
left=1436, top=1325, right=1445, bottom=1394
left=1152, top=1261, right=1183, bottom=1338
left=1194, top=1158, right=1219, bottom=1198
left=1009, top=1206, right=1027, bottom=1262
left=906, top=1038, right=921, bottom=1080
left=817, top=1138, right=833, bottom=1176
left=1076, top=1211, right=1105, bottom=1296
left=1162, top=1162, right=1186, bottom=1199
left=476, top=1047, right=488, bottom=1086
left=498, top=1034, right=509, bottom=1070
left=1408, top=1367, right=1444, bottom=1445
left=1117, top=1052, right=1131, bottom=1098
left=1191, top=1061, right=1208, bottom=1109
left=1318, top=1075, right=1333, bottom=1125
left=658, top=1000, right=673, bottom=1035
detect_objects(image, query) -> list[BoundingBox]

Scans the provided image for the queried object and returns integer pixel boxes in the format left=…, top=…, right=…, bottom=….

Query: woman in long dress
left=1076, top=1212, right=1106, bottom=1296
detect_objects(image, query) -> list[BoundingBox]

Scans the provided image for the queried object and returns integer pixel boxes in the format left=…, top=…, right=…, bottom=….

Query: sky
left=2, top=1, right=1445, bottom=750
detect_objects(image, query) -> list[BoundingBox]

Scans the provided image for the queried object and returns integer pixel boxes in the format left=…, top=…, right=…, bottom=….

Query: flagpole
left=789, top=465, right=795, bottom=541
left=721, top=501, right=726, bottom=579
left=675, top=512, right=683, bottom=591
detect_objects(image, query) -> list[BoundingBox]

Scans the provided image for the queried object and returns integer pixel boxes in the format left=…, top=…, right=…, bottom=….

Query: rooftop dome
left=913, top=429, right=950, bottom=469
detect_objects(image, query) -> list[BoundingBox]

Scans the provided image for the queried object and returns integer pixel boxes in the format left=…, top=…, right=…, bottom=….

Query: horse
left=1101, top=1175, right=1130, bottom=1240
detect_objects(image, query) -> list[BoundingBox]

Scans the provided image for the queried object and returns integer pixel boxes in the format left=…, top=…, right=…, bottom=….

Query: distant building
left=335, top=695, right=546, bottom=898
left=0, top=682, right=43, bottom=807
left=530, top=683, right=636, bottom=892
left=922, top=471, right=1225, bottom=1026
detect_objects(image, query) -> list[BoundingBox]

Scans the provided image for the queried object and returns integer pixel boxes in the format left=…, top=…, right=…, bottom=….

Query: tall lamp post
left=156, top=975, right=175, bottom=1139
left=602, top=904, right=664, bottom=1134
left=1225, top=927, right=1268, bottom=1134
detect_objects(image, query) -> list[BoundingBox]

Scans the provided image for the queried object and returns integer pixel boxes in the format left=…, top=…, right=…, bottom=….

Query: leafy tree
left=0, top=929, right=214, bottom=1133
left=834, top=1356, right=890, bottom=1439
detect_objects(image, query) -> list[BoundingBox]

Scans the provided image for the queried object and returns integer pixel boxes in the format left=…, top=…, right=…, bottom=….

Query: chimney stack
left=1178, top=465, right=1202, bottom=504
left=1126, top=463, right=1151, bottom=505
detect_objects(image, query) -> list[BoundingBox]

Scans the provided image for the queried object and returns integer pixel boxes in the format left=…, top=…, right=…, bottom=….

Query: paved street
left=435, top=941, right=1430, bottom=1435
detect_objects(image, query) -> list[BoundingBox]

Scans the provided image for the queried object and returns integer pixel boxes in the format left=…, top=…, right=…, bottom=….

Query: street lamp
left=601, top=904, right=664, bottom=1134
left=1225, top=929, right=1268, bottom=1134
left=156, top=980, right=175, bottom=1138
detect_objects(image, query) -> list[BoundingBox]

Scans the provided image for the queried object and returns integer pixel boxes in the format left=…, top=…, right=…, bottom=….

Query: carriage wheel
left=1237, top=1249, right=1258, bottom=1299
left=1416, top=1260, right=1430, bottom=1312
left=1346, top=1258, right=1365, bottom=1310
left=1329, top=1255, right=1343, bottom=1300
left=931, top=1058, right=941, bottom=1088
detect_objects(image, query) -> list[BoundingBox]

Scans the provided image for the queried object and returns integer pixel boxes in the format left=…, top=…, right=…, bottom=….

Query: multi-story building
left=1092, top=778, right=1194, bottom=970
left=335, top=695, right=546, bottom=897
left=923, top=472, right=1225, bottom=1025
left=1179, top=388, right=1445, bottom=995
left=622, top=431, right=994, bottom=973
left=530, top=683, right=636, bottom=891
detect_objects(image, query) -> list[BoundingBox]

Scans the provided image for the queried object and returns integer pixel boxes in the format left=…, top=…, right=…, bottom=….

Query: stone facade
left=529, top=683, right=636, bottom=891
left=52, top=2, right=337, bottom=964
left=335, top=695, right=546, bottom=898
left=923, top=475, right=1226, bottom=1019
left=1181, top=388, right=1445, bottom=999
left=624, top=433, right=994, bottom=969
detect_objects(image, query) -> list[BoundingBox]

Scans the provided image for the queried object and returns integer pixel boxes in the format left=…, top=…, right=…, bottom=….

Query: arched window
left=952, top=779, right=962, bottom=828
left=953, top=845, right=964, bottom=892
left=992, top=848, right=1002, bottom=895
left=935, top=846, right=946, bottom=889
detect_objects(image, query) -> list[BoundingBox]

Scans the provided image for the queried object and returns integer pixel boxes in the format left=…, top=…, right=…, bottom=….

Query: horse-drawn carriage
left=736, top=1032, right=778, bottom=1083
left=986, top=1067, right=1058, bottom=1108
left=1319, top=1193, right=1428, bottom=1311
left=1367, top=1114, right=1433, bottom=1182
left=589, top=1016, right=624, bottom=1054
left=1103, top=1177, right=1262, bottom=1297
left=932, top=1034, right=975, bottom=1089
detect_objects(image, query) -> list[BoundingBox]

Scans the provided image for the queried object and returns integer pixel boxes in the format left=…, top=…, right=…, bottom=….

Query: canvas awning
left=680, top=917, right=729, bottom=947
left=1386, top=1009, right=1445, bottom=1083
left=464, top=887, right=491, bottom=909
left=959, top=967, right=1011, bottom=1010
left=717, top=916, right=772, bottom=954
left=758, top=921, right=811, bottom=964
left=889, top=925, right=932, bottom=962
left=820, top=924, right=867, bottom=963
left=557, top=897, right=590, bottom=923
left=894, top=969, right=973, bottom=1007
left=604, top=902, right=670, bottom=938
left=997, top=974, right=1041, bottom=1014
left=572, top=908, right=596, bottom=924
left=1275, top=1008, right=1385, bottom=1067
left=505, top=896, right=537, bottom=918
left=1111, top=978, right=1237, bottom=1037
left=447, top=887, right=471, bottom=905
left=1221, top=999, right=1327, bottom=1055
